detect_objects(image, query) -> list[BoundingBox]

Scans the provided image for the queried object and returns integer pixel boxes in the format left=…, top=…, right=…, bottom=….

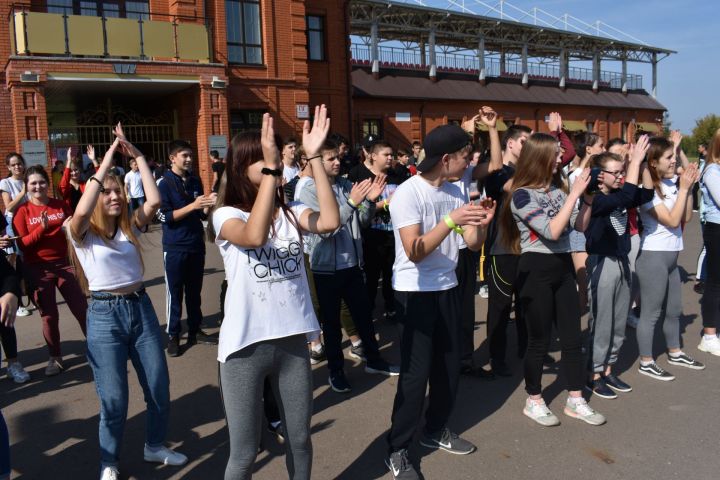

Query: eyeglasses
left=602, top=170, right=625, bottom=178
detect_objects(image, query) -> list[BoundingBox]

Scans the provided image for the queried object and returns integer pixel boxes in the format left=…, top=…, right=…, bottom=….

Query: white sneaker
left=564, top=397, right=606, bottom=426
left=16, top=306, right=30, bottom=317
left=100, top=466, right=119, bottom=480
left=144, top=444, right=188, bottom=466
left=479, top=285, right=489, bottom=299
left=45, top=358, right=64, bottom=376
left=698, top=335, right=720, bottom=356
left=523, top=397, right=560, bottom=426
left=626, top=311, right=639, bottom=329
left=7, top=362, right=30, bottom=384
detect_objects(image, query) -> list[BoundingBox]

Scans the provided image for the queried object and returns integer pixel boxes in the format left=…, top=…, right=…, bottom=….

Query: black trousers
left=455, top=248, right=477, bottom=365
left=164, top=250, right=205, bottom=336
left=387, top=288, right=462, bottom=452
left=701, top=222, right=720, bottom=329
left=487, top=254, right=527, bottom=363
left=363, top=229, right=395, bottom=314
left=314, top=266, right=381, bottom=373
left=516, top=253, right=584, bottom=395
left=0, top=324, right=17, bottom=359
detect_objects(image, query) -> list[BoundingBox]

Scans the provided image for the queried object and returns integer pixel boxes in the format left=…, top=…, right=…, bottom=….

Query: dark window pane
left=228, top=45, right=245, bottom=64
left=243, top=3, right=261, bottom=45
left=308, top=31, right=324, bottom=60
left=48, top=0, right=73, bottom=14
left=126, top=1, right=149, bottom=20
left=246, top=47, right=262, bottom=64
left=307, top=15, right=321, bottom=30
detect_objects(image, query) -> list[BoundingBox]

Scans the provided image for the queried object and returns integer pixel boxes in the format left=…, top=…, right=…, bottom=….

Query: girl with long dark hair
left=212, top=106, right=339, bottom=479
left=500, top=133, right=606, bottom=427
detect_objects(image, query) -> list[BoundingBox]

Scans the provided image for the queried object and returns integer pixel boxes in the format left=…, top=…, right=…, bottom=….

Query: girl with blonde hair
left=68, top=124, right=187, bottom=480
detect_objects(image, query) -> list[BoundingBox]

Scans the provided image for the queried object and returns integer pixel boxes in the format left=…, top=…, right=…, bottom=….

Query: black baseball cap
left=417, top=125, right=471, bottom=173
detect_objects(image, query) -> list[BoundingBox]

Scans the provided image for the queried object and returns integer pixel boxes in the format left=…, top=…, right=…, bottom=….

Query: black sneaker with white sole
left=638, top=362, right=675, bottom=381
left=386, top=449, right=419, bottom=480
left=348, top=343, right=366, bottom=361
left=602, top=373, right=632, bottom=393
left=419, top=428, right=476, bottom=455
left=328, top=371, right=352, bottom=393
left=365, top=359, right=400, bottom=376
left=667, top=352, right=705, bottom=370
left=585, top=378, right=617, bottom=399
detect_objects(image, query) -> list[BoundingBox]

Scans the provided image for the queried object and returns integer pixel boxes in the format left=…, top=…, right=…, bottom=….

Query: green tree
left=692, top=114, right=720, bottom=148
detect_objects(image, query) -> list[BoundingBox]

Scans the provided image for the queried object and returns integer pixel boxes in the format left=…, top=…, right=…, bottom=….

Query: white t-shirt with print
left=283, top=164, right=300, bottom=184
left=213, top=203, right=320, bottom=362
left=639, top=176, right=683, bottom=252
left=390, top=175, right=465, bottom=292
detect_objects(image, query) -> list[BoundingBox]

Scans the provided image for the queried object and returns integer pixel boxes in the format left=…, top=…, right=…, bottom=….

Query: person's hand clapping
left=367, top=174, right=387, bottom=202
left=547, top=112, right=562, bottom=133
left=679, top=163, right=699, bottom=191
left=570, top=168, right=591, bottom=198
left=349, top=179, right=372, bottom=205
left=476, top=106, right=498, bottom=129
left=629, top=135, right=649, bottom=164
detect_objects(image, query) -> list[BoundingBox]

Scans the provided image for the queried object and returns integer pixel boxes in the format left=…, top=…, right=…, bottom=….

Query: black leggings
left=363, top=229, right=395, bottom=313
left=487, top=254, right=527, bottom=363
left=516, top=252, right=584, bottom=396
left=0, top=324, right=17, bottom=359
left=701, top=222, right=720, bottom=329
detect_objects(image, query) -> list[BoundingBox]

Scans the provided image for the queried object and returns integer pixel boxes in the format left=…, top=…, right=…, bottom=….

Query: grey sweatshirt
left=297, top=177, right=374, bottom=273
left=510, top=185, right=578, bottom=254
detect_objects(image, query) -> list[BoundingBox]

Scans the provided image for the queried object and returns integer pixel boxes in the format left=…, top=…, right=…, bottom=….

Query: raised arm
left=219, top=113, right=285, bottom=248
left=113, top=126, right=161, bottom=228
left=296, top=105, right=340, bottom=234
left=70, top=137, right=122, bottom=241
left=471, top=107, right=502, bottom=179
left=646, top=164, right=698, bottom=229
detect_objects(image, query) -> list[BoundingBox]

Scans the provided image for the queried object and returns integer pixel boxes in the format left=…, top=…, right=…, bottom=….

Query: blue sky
left=394, top=1, right=718, bottom=134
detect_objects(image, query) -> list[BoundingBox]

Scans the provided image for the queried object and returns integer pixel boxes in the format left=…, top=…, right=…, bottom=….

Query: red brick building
left=1, top=0, right=671, bottom=193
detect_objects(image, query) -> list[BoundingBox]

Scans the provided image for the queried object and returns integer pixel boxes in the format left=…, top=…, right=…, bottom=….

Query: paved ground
left=2, top=217, right=718, bottom=480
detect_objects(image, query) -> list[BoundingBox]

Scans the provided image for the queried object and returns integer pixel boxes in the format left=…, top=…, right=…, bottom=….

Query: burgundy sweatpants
left=24, top=260, right=87, bottom=357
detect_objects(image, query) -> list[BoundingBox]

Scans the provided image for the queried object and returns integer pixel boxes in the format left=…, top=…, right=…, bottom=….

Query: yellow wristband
left=443, top=214, right=465, bottom=235
left=348, top=198, right=358, bottom=208
left=383, top=199, right=389, bottom=211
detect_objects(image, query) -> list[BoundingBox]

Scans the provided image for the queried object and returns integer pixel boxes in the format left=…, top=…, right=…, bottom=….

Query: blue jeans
left=86, top=290, right=170, bottom=468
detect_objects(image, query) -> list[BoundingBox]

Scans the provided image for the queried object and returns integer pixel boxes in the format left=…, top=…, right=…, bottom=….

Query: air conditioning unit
left=211, top=77, right=226, bottom=89
left=20, top=72, right=39, bottom=83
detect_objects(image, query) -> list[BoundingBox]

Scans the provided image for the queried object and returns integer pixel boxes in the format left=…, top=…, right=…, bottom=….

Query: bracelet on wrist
left=383, top=199, right=390, bottom=211
left=443, top=214, right=465, bottom=235
left=261, top=167, right=282, bottom=177
left=89, top=176, right=106, bottom=193
left=306, top=155, right=322, bottom=162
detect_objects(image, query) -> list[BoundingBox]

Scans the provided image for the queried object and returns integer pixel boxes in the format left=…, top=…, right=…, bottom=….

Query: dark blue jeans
left=163, top=250, right=205, bottom=337
left=86, top=290, right=170, bottom=468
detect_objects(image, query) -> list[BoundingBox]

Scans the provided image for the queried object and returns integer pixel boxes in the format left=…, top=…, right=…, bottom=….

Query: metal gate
left=49, top=105, right=177, bottom=165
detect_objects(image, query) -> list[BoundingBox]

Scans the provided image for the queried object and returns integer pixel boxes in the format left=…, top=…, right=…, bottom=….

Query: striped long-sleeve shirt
left=510, top=185, right=578, bottom=254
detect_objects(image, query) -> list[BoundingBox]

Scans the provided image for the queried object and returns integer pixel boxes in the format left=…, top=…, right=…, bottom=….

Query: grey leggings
left=635, top=250, right=682, bottom=358
left=220, top=335, right=313, bottom=480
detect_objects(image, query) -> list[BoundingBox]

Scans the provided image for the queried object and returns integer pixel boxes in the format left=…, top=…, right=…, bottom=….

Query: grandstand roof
left=349, top=0, right=675, bottom=63
left=351, top=69, right=667, bottom=111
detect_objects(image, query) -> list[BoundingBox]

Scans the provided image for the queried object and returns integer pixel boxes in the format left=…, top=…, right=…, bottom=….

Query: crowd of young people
left=0, top=104, right=717, bottom=480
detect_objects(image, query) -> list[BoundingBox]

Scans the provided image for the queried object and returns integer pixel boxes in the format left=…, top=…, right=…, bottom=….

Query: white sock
left=668, top=351, right=682, bottom=358
left=352, top=339, right=362, bottom=347
left=311, top=343, right=323, bottom=353
left=704, top=334, right=718, bottom=341
left=567, top=396, right=585, bottom=405
left=640, top=359, right=654, bottom=366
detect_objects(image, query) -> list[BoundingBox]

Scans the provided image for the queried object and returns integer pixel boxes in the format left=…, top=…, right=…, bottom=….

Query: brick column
left=8, top=78, right=50, bottom=171
left=196, top=78, right=229, bottom=193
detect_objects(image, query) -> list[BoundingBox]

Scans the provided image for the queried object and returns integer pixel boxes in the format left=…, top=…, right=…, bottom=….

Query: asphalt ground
left=1, top=217, right=717, bottom=480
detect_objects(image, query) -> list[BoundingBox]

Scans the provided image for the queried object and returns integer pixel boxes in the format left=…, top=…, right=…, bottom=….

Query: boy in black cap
left=385, top=124, right=496, bottom=479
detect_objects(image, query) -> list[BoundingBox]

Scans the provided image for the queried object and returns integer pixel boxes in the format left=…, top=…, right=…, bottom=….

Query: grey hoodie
left=297, top=177, right=375, bottom=273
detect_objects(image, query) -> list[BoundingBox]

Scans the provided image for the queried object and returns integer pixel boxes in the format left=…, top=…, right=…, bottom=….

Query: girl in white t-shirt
left=636, top=137, right=705, bottom=381
left=68, top=124, right=187, bottom=480
left=211, top=107, right=339, bottom=480
left=0, top=152, right=30, bottom=382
